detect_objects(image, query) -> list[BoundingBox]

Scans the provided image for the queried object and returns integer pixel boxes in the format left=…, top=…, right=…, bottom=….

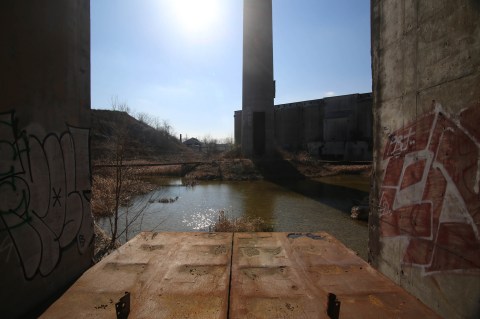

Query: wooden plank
left=229, top=232, right=441, bottom=319
left=41, top=232, right=232, bottom=319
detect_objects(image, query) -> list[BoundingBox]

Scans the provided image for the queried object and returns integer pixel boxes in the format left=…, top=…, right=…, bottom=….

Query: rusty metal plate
left=41, top=232, right=439, bottom=318
left=41, top=232, right=232, bottom=318
left=229, top=232, right=440, bottom=319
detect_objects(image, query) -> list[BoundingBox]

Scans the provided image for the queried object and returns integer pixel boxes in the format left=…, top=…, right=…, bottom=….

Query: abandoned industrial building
left=235, top=92, right=373, bottom=161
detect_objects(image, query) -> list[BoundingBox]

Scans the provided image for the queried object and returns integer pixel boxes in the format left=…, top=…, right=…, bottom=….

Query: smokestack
left=241, top=0, right=275, bottom=157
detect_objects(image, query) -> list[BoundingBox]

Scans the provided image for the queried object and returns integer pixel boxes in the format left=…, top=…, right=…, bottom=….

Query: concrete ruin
left=238, top=0, right=372, bottom=161
left=0, top=1, right=93, bottom=317
left=241, top=0, right=276, bottom=157
left=369, top=1, right=480, bottom=318
left=236, top=93, right=373, bottom=161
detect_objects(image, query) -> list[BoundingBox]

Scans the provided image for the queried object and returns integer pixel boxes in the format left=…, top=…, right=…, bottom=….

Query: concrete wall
left=273, top=99, right=326, bottom=152
left=274, top=103, right=303, bottom=150
left=303, top=102, right=325, bottom=144
left=370, top=1, right=480, bottom=318
left=270, top=93, right=372, bottom=160
left=0, top=1, right=93, bottom=317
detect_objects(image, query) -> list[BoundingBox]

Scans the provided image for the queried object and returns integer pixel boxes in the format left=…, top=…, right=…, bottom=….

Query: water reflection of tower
left=241, top=0, right=275, bottom=157
left=237, top=182, right=275, bottom=228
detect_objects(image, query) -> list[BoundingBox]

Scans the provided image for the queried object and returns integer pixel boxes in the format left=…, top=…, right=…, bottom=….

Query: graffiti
left=379, top=103, right=480, bottom=274
left=52, top=187, right=62, bottom=207
left=0, top=236, right=14, bottom=262
left=388, top=127, right=416, bottom=157
left=0, top=111, right=93, bottom=280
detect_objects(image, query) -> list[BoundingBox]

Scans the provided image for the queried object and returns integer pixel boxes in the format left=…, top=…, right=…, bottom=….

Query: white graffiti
left=388, top=127, right=416, bottom=158
left=0, top=111, right=93, bottom=279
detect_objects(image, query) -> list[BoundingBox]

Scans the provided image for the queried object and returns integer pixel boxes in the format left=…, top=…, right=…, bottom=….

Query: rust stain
left=368, top=294, right=385, bottom=307
left=41, top=232, right=440, bottom=318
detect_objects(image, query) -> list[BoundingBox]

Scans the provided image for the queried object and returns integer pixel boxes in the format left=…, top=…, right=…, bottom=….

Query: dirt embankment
left=294, top=161, right=371, bottom=178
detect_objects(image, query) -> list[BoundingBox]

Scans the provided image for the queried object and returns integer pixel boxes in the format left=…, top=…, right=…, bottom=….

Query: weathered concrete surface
left=236, top=93, right=373, bottom=160
left=41, top=232, right=232, bottom=318
left=43, top=232, right=439, bottom=318
left=0, top=1, right=92, bottom=317
left=234, top=110, right=242, bottom=145
left=370, top=0, right=480, bottom=318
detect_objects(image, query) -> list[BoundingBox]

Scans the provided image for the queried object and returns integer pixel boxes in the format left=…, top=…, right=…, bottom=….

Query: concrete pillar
left=370, top=1, right=480, bottom=318
left=242, top=0, right=275, bottom=157
left=234, top=110, right=243, bottom=145
left=0, top=1, right=93, bottom=317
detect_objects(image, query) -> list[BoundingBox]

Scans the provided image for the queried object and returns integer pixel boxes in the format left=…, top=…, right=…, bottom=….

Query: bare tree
left=202, top=135, right=218, bottom=157
left=161, top=120, right=172, bottom=137
left=136, top=112, right=154, bottom=126
left=108, top=99, right=130, bottom=248
left=106, top=98, right=150, bottom=247
left=118, top=192, right=156, bottom=242
left=111, top=95, right=130, bottom=114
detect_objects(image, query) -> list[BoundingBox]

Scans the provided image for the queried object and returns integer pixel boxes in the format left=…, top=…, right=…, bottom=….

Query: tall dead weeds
left=212, top=211, right=272, bottom=232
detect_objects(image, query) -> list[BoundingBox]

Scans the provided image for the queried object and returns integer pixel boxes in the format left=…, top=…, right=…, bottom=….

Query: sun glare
left=170, top=0, right=222, bottom=40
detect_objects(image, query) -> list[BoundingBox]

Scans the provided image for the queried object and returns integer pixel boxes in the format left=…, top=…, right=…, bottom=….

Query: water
left=99, top=175, right=370, bottom=260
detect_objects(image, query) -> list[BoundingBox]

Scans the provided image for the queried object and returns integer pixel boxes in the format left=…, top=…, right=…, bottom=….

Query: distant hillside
left=91, top=109, right=196, bottom=161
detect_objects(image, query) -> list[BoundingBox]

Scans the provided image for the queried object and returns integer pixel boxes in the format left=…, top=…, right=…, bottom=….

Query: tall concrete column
left=242, top=0, right=275, bottom=157
left=370, top=0, right=480, bottom=318
left=0, top=1, right=93, bottom=317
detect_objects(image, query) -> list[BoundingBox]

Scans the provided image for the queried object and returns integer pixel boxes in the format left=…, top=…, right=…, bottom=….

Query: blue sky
left=91, top=0, right=371, bottom=140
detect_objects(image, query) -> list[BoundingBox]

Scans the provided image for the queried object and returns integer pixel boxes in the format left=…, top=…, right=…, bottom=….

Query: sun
left=170, top=0, right=222, bottom=40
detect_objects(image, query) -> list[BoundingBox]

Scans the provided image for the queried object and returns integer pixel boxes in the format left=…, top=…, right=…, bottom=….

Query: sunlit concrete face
left=241, top=0, right=275, bottom=157
left=370, top=0, right=480, bottom=318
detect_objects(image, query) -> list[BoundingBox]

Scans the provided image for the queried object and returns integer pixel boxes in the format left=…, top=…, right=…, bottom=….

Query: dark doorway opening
left=253, top=112, right=266, bottom=156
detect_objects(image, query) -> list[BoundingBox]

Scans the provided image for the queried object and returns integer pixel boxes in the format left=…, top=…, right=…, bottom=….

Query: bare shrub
left=212, top=211, right=272, bottom=232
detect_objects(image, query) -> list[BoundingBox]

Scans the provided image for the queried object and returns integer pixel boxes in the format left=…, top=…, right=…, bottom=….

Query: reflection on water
left=182, top=209, right=218, bottom=230
left=99, top=175, right=370, bottom=260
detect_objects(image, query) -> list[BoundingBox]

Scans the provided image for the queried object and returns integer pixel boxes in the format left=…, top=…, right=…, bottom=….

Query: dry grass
left=91, top=167, right=156, bottom=219
left=212, top=211, right=272, bottom=232
left=130, top=164, right=183, bottom=176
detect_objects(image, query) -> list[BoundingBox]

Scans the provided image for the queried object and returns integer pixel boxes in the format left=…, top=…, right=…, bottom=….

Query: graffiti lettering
left=389, top=127, right=416, bottom=157
left=0, top=236, right=14, bottom=263
left=0, top=111, right=93, bottom=280
left=52, top=187, right=62, bottom=207
left=380, top=103, right=480, bottom=274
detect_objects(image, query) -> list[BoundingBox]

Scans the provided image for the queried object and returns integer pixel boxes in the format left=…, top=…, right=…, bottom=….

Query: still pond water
left=99, top=175, right=370, bottom=260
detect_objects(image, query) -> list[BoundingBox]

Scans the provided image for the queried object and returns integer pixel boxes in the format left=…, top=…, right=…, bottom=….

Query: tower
left=241, top=0, right=275, bottom=157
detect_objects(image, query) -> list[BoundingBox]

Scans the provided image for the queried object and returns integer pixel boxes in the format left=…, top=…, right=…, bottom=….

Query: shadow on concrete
left=253, top=158, right=369, bottom=215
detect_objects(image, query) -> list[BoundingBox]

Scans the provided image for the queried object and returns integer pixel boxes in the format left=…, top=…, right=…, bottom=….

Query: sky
left=91, top=0, right=371, bottom=141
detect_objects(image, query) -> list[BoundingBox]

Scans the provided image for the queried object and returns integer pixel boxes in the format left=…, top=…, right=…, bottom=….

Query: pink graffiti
left=380, top=103, right=480, bottom=273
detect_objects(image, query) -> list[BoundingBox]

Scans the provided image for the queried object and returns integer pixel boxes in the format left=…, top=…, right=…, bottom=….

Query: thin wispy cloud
left=324, top=91, right=336, bottom=97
